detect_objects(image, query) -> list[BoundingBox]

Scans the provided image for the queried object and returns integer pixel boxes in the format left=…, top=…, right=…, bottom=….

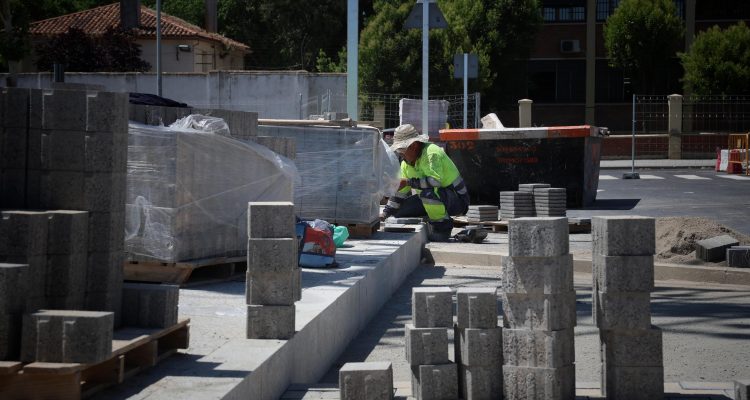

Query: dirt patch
left=655, top=217, right=750, bottom=266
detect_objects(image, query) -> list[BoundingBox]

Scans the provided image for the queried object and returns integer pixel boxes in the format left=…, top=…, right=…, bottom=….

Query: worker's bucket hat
left=390, top=124, right=429, bottom=152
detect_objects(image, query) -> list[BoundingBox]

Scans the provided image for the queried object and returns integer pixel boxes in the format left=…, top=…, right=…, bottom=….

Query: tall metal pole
left=463, top=53, right=468, bottom=129
left=623, top=93, right=640, bottom=179
left=422, top=0, right=429, bottom=135
left=346, top=0, right=358, bottom=120
left=156, top=0, right=162, bottom=97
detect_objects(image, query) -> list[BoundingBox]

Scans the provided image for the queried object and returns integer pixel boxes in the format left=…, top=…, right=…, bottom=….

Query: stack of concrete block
left=736, top=380, right=750, bottom=400
left=339, top=361, right=394, bottom=400
left=1, top=87, right=128, bottom=325
left=409, top=287, right=457, bottom=400
left=592, top=216, right=663, bottom=400
left=246, top=202, right=299, bottom=340
left=695, top=235, right=739, bottom=262
left=0, top=211, right=50, bottom=313
left=533, top=187, right=567, bottom=217
left=20, top=310, right=113, bottom=364
left=727, top=246, right=750, bottom=268
left=499, top=191, right=533, bottom=220
left=0, top=263, right=28, bottom=360
left=465, top=205, right=498, bottom=222
left=46, top=211, right=89, bottom=310
left=122, top=283, right=179, bottom=328
left=454, top=287, right=502, bottom=400
left=501, top=217, right=576, bottom=400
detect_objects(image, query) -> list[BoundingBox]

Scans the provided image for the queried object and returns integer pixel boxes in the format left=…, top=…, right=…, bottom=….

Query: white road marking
left=599, top=175, right=618, bottom=180
left=638, top=174, right=665, bottom=179
left=675, top=174, right=710, bottom=180
left=716, top=174, right=750, bottom=181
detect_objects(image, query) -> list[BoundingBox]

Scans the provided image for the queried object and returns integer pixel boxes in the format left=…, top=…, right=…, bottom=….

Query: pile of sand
left=655, top=217, right=750, bottom=266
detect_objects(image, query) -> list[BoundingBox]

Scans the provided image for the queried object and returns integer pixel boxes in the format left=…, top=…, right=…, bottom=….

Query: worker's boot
left=427, top=218, right=453, bottom=242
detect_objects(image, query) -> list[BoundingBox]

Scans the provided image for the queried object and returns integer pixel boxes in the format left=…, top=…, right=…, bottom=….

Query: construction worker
left=380, top=124, right=470, bottom=241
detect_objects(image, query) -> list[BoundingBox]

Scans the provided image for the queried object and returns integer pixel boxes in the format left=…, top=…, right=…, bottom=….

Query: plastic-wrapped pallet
left=125, top=118, right=298, bottom=263
left=256, top=125, right=401, bottom=224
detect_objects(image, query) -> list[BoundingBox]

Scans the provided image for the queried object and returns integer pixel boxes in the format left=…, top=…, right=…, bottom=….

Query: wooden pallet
left=0, top=318, right=190, bottom=400
left=453, top=217, right=591, bottom=233
left=124, top=256, right=246, bottom=285
left=339, top=219, right=381, bottom=238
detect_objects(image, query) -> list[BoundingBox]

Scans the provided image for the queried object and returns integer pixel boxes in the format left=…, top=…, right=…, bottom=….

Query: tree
left=680, top=22, right=750, bottom=95
left=35, top=27, right=150, bottom=72
left=603, top=0, right=683, bottom=94
left=358, top=0, right=541, bottom=108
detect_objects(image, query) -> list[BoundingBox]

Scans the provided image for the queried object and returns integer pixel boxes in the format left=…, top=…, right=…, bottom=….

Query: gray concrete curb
left=425, top=249, right=750, bottom=287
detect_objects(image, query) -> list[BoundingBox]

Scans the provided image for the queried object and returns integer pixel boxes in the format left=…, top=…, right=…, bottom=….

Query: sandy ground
left=655, top=216, right=750, bottom=266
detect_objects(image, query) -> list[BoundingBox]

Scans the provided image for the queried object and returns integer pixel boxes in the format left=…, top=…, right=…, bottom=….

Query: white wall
left=2, top=71, right=347, bottom=119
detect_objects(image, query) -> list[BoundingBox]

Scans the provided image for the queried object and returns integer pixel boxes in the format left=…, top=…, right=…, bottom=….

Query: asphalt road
left=569, top=168, right=750, bottom=235
left=318, top=264, right=750, bottom=386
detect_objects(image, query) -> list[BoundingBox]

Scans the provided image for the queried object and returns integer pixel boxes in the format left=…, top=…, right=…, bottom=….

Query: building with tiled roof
left=27, top=2, right=250, bottom=72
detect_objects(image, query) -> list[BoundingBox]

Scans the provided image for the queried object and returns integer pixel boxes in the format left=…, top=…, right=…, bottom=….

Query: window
left=571, top=6, right=585, bottom=21
left=547, top=6, right=585, bottom=22
left=543, top=7, right=556, bottom=21
left=596, top=0, right=621, bottom=21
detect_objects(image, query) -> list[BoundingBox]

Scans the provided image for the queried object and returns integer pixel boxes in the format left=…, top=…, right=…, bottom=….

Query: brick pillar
left=518, top=99, right=533, bottom=128
left=668, top=94, right=683, bottom=159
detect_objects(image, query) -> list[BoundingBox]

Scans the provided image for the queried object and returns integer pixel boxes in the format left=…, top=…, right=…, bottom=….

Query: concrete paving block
left=246, top=304, right=295, bottom=339
left=500, top=292, right=577, bottom=331
left=456, top=327, right=502, bottom=367
left=502, top=365, right=575, bottom=400
left=594, top=254, right=654, bottom=292
left=339, top=361, right=393, bottom=400
left=727, top=246, right=750, bottom=268
left=46, top=294, right=85, bottom=310
left=405, top=324, right=449, bottom=366
left=412, top=287, right=453, bottom=328
left=0, top=312, right=23, bottom=360
left=1, top=127, right=28, bottom=169
left=247, top=238, right=298, bottom=272
left=0, top=210, right=49, bottom=256
left=42, top=89, right=87, bottom=131
left=46, top=210, right=88, bottom=255
left=735, top=380, right=750, bottom=400
left=411, top=363, right=458, bottom=400
left=86, top=91, right=128, bottom=133
left=501, top=255, right=573, bottom=295
left=85, top=172, right=127, bottom=212
left=26, top=128, right=44, bottom=171
left=1, top=255, right=46, bottom=304
left=456, top=287, right=497, bottom=329
left=247, top=201, right=296, bottom=238
left=87, top=211, right=125, bottom=253
left=0, top=264, right=27, bottom=314
left=600, top=327, right=662, bottom=367
left=458, top=364, right=503, bottom=400
left=2, top=87, right=30, bottom=128
left=508, top=217, right=569, bottom=257
left=21, top=310, right=113, bottom=364
left=121, top=283, right=179, bottom=328
left=39, top=170, right=85, bottom=210
left=246, top=268, right=296, bottom=306
left=46, top=252, right=87, bottom=297
left=695, top=235, right=739, bottom=262
left=40, top=130, right=85, bottom=171
left=601, top=365, right=663, bottom=400
left=592, top=216, right=655, bottom=256
left=84, top=289, right=123, bottom=328
left=595, top=291, right=652, bottom=331
left=502, top=328, right=574, bottom=368
left=293, top=267, right=302, bottom=301
left=85, top=131, right=128, bottom=172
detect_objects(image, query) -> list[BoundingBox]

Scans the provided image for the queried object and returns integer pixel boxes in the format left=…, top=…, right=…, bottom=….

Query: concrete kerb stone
left=695, top=235, right=739, bottom=262
left=339, top=361, right=394, bottom=400
left=246, top=304, right=295, bottom=340
left=727, top=246, right=750, bottom=268
left=405, top=324, right=449, bottom=366
left=0, top=263, right=28, bottom=314
left=411, top=363, right=458, bottom=400
left=595, top=291, right=652, bottom=331
left=458, top=364, right=503, bottom=400
left=735, top=380, right=750, bottom=400
left=599, top=327, right=663, bottom=367
left=594, top=254, right=654, bottom=292
left=121, top=283, right=179, bottom=328
left=246, top=268, right=297, bottom=306
left=455, top=287, right=498, bottom=329
left=46, top=210, right=88, bottom=255
left=502, top=328, right=574, bottom=368
left=411, top=287, right=453, bottom=328
left=508, top=217, right=569, bottom=257
left=500, top=292, right=577, bottom=331
left=502, top=364, right=575, bottom=400
left=456, top=327, right=502, bottom=367
left=592, top=216, right=655, bottom=256
left=601, top=365, right=664, bottom=400
left=0, top=210, right=49, bottom=256
left=247, top=238, right=298, bottom=273
left=0, top=312, right=23, bottom=360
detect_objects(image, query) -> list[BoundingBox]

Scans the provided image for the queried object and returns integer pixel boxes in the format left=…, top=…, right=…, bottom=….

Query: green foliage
left=316, top=47, right=347, bottom=73
left=358, top=0, right=541, bottom=106
left=603, top=0, right=683, bottom=93
left=680, top=22, right=750, bottom=95
left=142, top=0, right=204, bottom=27
left=35, top=27, right=150, bottom=72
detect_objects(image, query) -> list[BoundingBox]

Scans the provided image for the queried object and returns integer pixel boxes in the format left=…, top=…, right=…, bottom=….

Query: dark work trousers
left=391, top=187, right=469, bottom=219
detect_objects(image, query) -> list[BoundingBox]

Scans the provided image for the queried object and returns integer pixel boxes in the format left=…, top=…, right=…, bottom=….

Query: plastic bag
left=296, top=220, right=337, bottom=268
left=333, top=226, right=349, bottom=247
left=170, top=114, right=231, bottom=136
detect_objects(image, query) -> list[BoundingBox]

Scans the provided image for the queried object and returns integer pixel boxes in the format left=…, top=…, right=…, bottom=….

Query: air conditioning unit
left=560, top=39, right=581, bottom=53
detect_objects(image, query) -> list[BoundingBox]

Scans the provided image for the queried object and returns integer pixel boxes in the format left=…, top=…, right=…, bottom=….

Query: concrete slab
left=90, top=230, right=425, bottom=400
